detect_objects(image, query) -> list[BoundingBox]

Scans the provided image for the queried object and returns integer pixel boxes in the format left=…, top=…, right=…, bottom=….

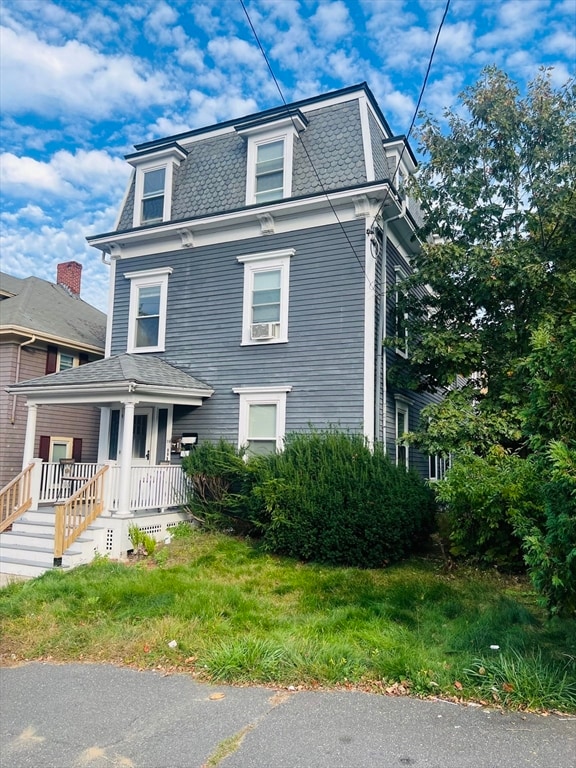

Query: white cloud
left=326, top=51, right=362, bottom=83
left=187, top=90, right=259, bottom=127
left=1, top=204, right=50, bottom=224
left=0, top=149, right=129, bottom=201
left=0, top=153, right=73, bottom=196
left=476, top=0, right=546, bottom=49
left=207, top=36, right=263, bottom=68
left=0, top=24, right=178, bottom=119
left=312, top=2, right=353, bottom=41
left=436, top=21, right=475, bottom=61
left=144, top=1, right=187, bottom=48
left=0, top=205, right=117, bottom=311
left=542, top=28, right=576, bottom=59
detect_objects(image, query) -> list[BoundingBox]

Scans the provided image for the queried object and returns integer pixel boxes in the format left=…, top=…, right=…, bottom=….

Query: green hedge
left=252, top=430, right=436, bottom=567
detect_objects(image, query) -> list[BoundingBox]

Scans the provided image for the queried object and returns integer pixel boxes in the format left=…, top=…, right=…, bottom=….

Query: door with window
left=132, top=408, right=154, bottom=466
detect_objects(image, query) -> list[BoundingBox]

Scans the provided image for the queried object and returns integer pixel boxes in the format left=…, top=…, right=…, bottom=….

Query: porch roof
left=7, top=353, right=214, bottom=406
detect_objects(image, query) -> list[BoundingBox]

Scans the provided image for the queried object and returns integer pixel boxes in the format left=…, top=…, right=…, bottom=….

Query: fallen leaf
left=454, top=681, right=463, bottom=690
left=143, top=644, right=151, bottom=653
left=209, top=692, right=225, bottom=700
left=502, top=682, right=514, bottom=693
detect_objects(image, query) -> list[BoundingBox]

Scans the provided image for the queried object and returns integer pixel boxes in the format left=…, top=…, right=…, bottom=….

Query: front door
left=132, top=407, right=154, bottom=466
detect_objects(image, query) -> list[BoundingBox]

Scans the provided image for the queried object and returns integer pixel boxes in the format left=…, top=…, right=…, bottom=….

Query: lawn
left=1, top=525, right=575, bottom=712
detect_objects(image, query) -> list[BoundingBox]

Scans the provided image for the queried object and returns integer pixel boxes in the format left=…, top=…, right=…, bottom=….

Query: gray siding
left=383, top=240, right=444, bottom=476
left=111, top=220, right=368, bottom=443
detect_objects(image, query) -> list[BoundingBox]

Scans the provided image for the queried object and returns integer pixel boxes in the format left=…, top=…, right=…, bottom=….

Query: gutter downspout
left=375, top=200, right=406, bottom=447
left=11, top=335, right=36, bottom=424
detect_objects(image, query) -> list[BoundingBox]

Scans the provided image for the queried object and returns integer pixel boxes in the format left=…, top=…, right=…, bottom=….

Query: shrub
left=181, top=439, right=256, bottom=530
left=515, top=442, right=576, bottom=617
left=251, top=430, right=436, bottom=567
left=435, top=447, right=543, bottom=570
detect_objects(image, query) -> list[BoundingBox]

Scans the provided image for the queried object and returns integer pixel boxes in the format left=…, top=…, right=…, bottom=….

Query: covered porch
left=6, top=354, right=213, bottom=544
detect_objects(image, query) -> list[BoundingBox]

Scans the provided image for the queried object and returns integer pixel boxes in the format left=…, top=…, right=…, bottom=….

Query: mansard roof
left=133, top=82, right=392, bottom=152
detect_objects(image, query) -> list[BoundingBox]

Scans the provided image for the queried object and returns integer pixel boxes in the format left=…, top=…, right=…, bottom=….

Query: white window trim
left=394, top=266, right=409, bottom=358
left=125, top=267, right=173, bottom=353
left=237, top=249, right=294, bottom=345
left=233, top=386, right=292, bottom=453
left=395, top=401, right=409, bottom=468
left=49, top=436, right=73, bottom=462
left=244, top=126, right=298, bottom=205
left=429, top=453, right=450, bottom=482
left=57, top=351, right=79, bottom=372
left=132, top=156, right=181, bottom=227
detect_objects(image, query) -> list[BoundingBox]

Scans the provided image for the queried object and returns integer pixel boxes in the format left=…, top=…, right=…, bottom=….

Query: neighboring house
left=0, top=262, right=106, bottom=488
left=4, top=83, right=444, bottom=570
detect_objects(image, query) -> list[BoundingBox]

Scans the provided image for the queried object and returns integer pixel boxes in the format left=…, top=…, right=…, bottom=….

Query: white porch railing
left=107, top=464, right=191, bottom=512
left=39, top=462, right=190, bottom=513
left=40, top=462, right=103, bottom=504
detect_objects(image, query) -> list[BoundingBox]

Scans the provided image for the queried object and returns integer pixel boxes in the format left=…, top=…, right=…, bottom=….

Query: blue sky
left=1, top=0, right=575, bottom=311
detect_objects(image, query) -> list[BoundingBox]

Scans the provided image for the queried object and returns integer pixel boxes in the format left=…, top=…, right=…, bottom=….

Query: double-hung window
left=236, top=114, right=306, bottom=206
left=233, top=386, right=292, bottom=456
left=141, top=167, right=166, bottom=224
left=125, top=268, right=173, bottom=353
left=237, top=249, right=294, bottom=344
left=254, top=140, right=285, bottom=203
left=127, top=143, right=187, bottom=228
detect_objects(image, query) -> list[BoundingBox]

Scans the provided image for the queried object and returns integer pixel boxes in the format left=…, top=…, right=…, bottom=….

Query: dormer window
left=141, top=167, right=166, bottom=224
left=236, top=112, right=307, bottom=207
left=126, top=142, right=187, bottom=228
left=255, top=139, right=284, bottom=203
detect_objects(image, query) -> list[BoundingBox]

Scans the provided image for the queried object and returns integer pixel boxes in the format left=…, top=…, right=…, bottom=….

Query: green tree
left=395, top=67, right=576, bottom=454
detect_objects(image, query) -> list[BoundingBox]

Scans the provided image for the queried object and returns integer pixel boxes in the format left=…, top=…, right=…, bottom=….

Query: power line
left=369, top=0, right=451, bottom=233
left=239, top=0, right=450, bottom=286
left=239, top=0, right=372, bottom=284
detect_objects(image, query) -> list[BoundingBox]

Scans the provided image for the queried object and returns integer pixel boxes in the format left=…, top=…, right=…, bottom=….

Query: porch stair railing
left=54, top=465, right=109, bottom=563
left=0, top=463, right=34, bottom=533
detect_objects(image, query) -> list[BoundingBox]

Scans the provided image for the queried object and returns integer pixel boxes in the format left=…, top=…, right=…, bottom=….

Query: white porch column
left=22, top=402, right=38, bottom=468
left=117, top=401, right=135, bottom=517
left=97, top=407, right=111, bottom=463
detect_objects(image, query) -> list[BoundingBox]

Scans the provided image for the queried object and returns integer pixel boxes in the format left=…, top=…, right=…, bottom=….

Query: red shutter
left=39, top=436, right=50, bottom=461
left=46, top=345, right=57, bottom=374
left=72, top=438, right=83, bottom=462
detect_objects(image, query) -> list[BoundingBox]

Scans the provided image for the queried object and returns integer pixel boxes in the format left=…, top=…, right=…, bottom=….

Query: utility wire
left=369, top=0, right=451, bottom=234
left=239, top=0, right=371, bottom=284
left=239, top=0, right=450, bottom=287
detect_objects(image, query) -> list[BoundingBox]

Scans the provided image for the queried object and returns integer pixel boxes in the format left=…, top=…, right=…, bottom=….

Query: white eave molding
left=87, top=182, right=404, bottom=257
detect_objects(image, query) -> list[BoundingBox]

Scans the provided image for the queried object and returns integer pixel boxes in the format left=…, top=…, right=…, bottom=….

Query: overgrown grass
left=1, top=528, right=575, bottom=712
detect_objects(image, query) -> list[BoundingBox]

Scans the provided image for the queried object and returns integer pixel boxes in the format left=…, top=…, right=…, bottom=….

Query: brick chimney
left=57, top=261, right=82, bottom=296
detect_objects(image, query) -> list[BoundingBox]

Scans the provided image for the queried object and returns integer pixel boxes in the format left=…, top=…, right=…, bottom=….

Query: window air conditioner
left=251, top=322, right=278, bottom=340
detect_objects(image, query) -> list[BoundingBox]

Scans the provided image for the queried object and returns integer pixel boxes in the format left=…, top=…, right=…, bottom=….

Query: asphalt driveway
left=0, top=663, right=574, bottom=768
